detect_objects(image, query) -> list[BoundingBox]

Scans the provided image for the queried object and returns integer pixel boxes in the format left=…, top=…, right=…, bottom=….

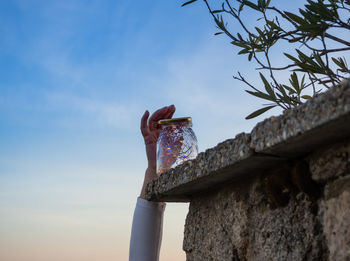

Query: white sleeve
left=129, top=197, right=166, bottom=261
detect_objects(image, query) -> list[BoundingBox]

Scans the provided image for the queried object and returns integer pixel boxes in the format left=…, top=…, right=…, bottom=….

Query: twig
left=325, top=33, right=350, bottom=47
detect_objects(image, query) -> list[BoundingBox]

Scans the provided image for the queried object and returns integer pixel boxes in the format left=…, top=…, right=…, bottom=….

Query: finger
left=164, top=104, right=176, bottom=119
left=149, top=106, right=169, bottom=131
left=140, top=110, right=150, bottom=136
left=149, top=106, right=168, bottom=122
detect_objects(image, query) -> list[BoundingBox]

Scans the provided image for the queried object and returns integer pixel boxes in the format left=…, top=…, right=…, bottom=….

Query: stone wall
left=183, top=139, right=350, bottom=260
left=146, top=81, right=350, bottom=260
left=310, top=141, right=350, bottom=261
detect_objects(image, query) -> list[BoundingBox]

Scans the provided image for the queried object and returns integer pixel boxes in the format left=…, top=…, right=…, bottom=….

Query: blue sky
left=0, top=0, right=333, bottom=260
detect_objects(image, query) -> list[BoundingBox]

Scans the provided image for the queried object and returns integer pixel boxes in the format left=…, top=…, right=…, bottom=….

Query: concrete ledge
left=146, top=81, right=350, bottom=202
left=250, top=80, right=350, bottom=157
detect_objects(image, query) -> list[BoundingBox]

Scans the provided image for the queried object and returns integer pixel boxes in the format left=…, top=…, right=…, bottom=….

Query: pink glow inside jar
left=156, top=117, right=198, bottom=175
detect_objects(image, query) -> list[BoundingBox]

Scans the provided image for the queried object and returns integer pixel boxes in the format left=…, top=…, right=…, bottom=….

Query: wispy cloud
left=46, top=91, right=135, bottom=129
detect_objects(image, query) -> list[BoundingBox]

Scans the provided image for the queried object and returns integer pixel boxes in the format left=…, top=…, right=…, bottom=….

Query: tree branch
left=325, top=33, right=350, bottom=47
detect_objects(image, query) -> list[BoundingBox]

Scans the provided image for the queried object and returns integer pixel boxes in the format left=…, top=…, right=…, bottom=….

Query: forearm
left=140, top=167, right=157, bottom=199
left=140, top=144, right=158, bottom=199
left=129, top=198, right=166, bottom=261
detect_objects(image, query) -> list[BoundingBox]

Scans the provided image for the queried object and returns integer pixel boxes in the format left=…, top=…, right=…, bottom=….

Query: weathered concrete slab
left=250, top=80, right=350, bottom=157
left=146, top=81, right=350, bottom=202
left=146, top=134, right=286, bottom=202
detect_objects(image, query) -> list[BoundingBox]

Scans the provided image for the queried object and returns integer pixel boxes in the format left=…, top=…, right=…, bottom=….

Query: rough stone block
left=321, top=190, right=350, bottom=260
left=309, top=140, right=350, bottom=183
left=324, top=173, right=350, bottom=199
left=183, top=179, right=327, bottom=261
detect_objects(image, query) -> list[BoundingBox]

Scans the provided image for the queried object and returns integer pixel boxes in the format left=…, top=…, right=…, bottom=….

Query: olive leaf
left=182, top=0, right=350, bottom=119
left=245, top=106, right=276, bottom=119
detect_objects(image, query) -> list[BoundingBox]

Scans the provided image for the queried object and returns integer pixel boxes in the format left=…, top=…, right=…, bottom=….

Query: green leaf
left=290, top=72, right=300, bottom=93
left=278, top=85, right=293, bottom=105
left=259, top=73, right=275, bottom=98
left=238, top=49, right=250, bottom=55
left=284, top=11, right=306, bottom=25
left=282, top=84, right=296, bottom=95
left=239, top=3, right=244, bottom=12
left=266, top=20, right=281, bottom=30
left=298, top=23, right=328, bottom=35
left=332, top=57, right=348, bottom=72
left=214, top=15, right=225, bottom=30
left=231, top=41, right=249, bottom=48
left=300, top=74, right=306, bottom=90
left=296, top=50, right=319, bottom=68
left=248, top=52, right=253, bottom=61
left=288, top=36, right=304, bottom=43
left=301, top=95, right=312, bottom=99
left=255, top=27, right=264, bottom=37
left=181, top=0, right=198, bottom=7
left=313, top=52, right=325, bottom=68
left=242, top=0, right=261, bottom=11
left=276, top=93, right=293, bottom=105
left=245, top=90, right=275, bottom=101
left=294, top=65, right=323, bottom=74
left=245, top=105, right=276, bottom=119
left=332, top=57, right=343, bottom=67
left=284, top=53, right=299, bottom=63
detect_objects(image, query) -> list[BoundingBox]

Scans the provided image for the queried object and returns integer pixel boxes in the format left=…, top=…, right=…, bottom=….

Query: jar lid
left=158, top=117, right=192, bottom=125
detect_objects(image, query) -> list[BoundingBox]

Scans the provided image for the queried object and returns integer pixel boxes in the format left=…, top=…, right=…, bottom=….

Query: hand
left=140, top=105, right=176, bottom=168
left=139, top=105, right=176, bottom=199
left=141, top=105, right=176, bottom=146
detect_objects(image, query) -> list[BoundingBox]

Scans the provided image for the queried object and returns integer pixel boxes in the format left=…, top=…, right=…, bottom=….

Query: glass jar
left=156, top=117, right=198, bottom=175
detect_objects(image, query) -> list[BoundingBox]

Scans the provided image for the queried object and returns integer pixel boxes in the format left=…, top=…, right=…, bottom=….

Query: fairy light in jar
left=156, top=117, right=198, bottom=175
